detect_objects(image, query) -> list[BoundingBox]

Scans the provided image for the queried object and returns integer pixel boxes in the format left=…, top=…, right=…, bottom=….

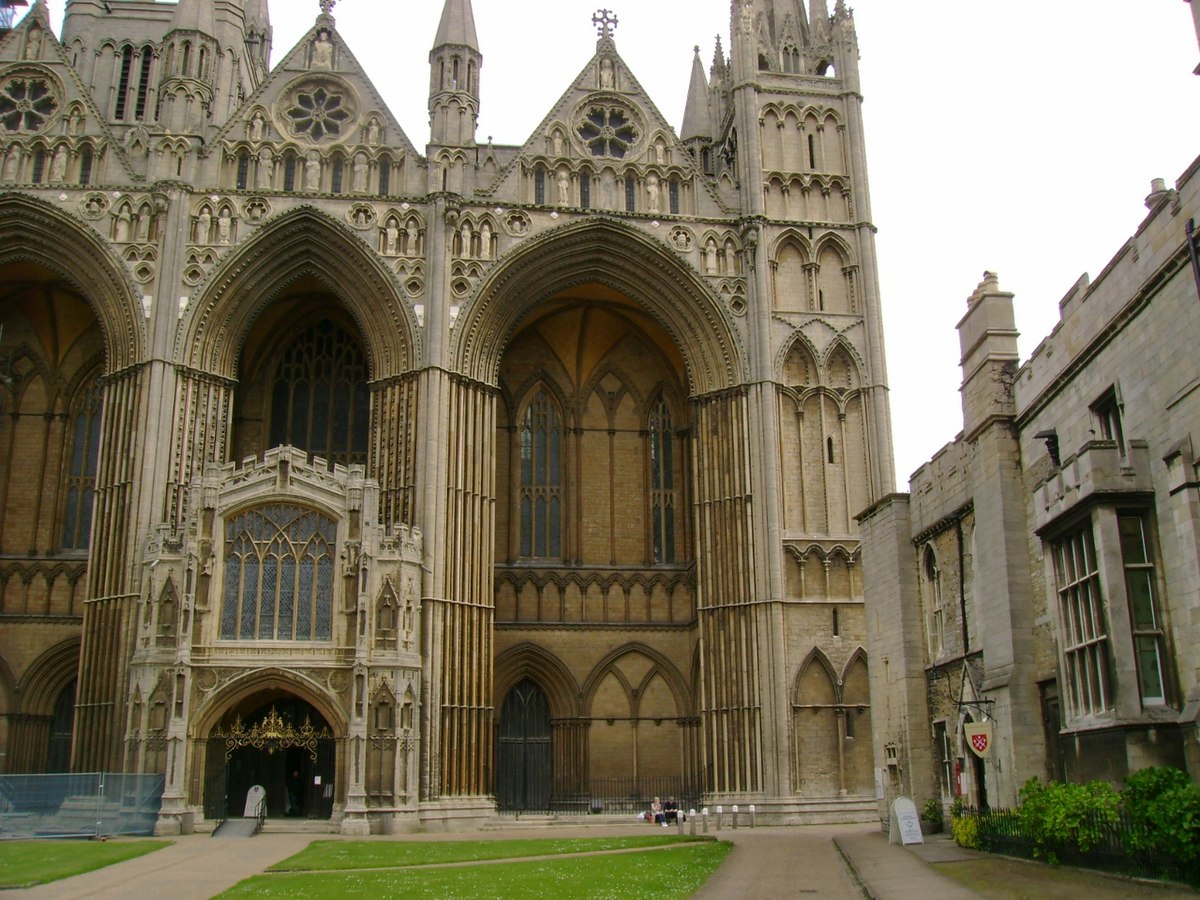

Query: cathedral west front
left=0, top=0, right=895, bottom=832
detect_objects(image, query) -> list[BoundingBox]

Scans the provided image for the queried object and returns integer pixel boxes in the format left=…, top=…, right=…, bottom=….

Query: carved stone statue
left=705, top=238, right=718, bottom=274
left=385, top=218, right=399, bottom=255
left=552, top=131, right=564, bottom=157
left=304, top=151, right=320, bottom=191
left=557, top=169, right=570, bottom=206
left=479, top=222, right=492, bottom=260
left=313, top=31, right=333, bottom=68
left=24, top=28, right=42, bottom=60
left=256, top=147, right=273, bottom=189
left=600, top=58, right=614, bottom=89
left=249, top=112, right=265, bottom=142
left=352, top=152, right=368, bottom=193
left=646, top=173, right=660, bottom=214
left=115, top=207, right=131, bottom=242
left=49, top=145, right=68, bottom=183
left=217, top=209, right=232, bottom=244
left=406, top=220, right=419, bottom=256
left=194, top=208, right=211, bottom=243
left=367, top=119, right=380, bottom=145
left=1, top=149, right=17, bottom=183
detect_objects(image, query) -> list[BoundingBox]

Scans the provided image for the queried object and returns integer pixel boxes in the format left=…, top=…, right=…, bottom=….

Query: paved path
left=6, top=821, right=988, bottom=899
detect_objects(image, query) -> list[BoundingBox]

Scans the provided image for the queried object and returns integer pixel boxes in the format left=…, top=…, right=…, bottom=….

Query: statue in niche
left=646, top=173, right=660, bottom=214
left=406, top=219, right=419, bottom=255
left=304, top=151, right=320, bottom=190
left=1, top=149, right=17, bottom=183
left=557, top=168, right=570, bottom=206
left=655, top=139, right=666, bottom=165
left=704, top=238, right=718, bottom=274
left=552, top=131, right=564, bottom=157
left=367, top=119, right=380, bottom=145
left=49, top=145, right=68, bottom=182
left=256, top=147, right=273, bottom=188
left=313, top=30, right=333, bottom=68
left=479, top=221, right=492, bottom=259
left=217, top=209, right=231, bottom=244
left=115, top=207, right=131, bottom=242
left=385, top=218, right=399, bottom=255
left=248, top=112, right=265, bottom=142
left=352, top=152, right=368, bottom=192
left=194, top=208, right=211, bottom=243
left=25, top=28, right=42, bottom=60
left=459, top=221, right=472, bottom=257
left=135, top=209, right=150, bottom=241
left=600, top=58, right=614, bottom=89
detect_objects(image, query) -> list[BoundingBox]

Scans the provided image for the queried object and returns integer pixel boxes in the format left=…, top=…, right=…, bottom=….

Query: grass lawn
left=223, top=838, right=730, bottom=899
left=932, top=858, right=1196, bottom=899
left=0, top=839, right=168, bottom=888
left=270, top=834, right=704, bottom=870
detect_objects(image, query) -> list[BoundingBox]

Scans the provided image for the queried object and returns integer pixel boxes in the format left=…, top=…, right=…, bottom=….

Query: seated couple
left=646, top=796, right=681, bottom=826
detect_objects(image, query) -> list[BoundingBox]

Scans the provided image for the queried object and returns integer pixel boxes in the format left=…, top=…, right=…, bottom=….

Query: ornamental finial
left=592, top=9, right=618, bottom=40
left=319, top=0, right=336, bottom=16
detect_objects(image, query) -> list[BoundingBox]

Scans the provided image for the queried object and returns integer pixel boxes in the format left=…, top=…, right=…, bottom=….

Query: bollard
left=732, top=804, right=739, bottom=829
left=716, top=804, right=723, bottom=830
left=702, top=807, right=709, bottom=834
left=749, top=803, right=756, bottom=828
left=689, top=808, right=697, bottom=836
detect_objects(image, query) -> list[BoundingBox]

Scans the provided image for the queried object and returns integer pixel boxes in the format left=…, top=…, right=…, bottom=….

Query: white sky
left=37, top=0, right=1200, bottom=483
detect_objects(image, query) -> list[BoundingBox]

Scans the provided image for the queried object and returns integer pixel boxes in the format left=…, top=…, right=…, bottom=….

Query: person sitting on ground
left=663, top=796, right=679, bottom=824
left=650, top=796, right=665, bottom=825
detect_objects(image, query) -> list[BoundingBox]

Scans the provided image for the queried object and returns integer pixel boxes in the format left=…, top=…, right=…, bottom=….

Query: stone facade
left=0, top=0, right=895, bottom=831
left=860, top=149, right=1200, bottom=816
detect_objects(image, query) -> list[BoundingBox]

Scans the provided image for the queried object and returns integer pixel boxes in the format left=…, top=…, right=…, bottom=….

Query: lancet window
left=648, top=395, right=676, bottom=564
left=519, top=390, right=562, bottom=559
left=220, top=504, right=336, bottom=641
left=61, top=382, right=101, bottom=551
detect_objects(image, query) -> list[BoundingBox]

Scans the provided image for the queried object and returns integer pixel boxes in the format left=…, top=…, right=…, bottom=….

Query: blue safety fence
left=0, top=772, right=164, bottom=840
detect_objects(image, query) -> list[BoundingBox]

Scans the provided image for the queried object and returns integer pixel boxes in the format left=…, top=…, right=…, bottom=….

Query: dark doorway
left=47, top=680, right=76, bottom=773
left=206, top=696, right=335, bottom=820
left=972, top=748, right=989, bottom=812
left=496, top=679, right=552, bottom=811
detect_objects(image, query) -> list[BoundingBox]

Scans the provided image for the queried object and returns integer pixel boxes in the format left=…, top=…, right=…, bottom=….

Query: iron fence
left=958, top=806, right=1200, bottom=888
left=0, top=773, right=164, bottom=840
left=548, top=776, right=701, bottom=816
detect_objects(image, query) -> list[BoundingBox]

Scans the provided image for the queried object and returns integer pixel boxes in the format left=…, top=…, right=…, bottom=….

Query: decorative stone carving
left=80, top=192, right=109, bottom=220
left=503, top=210, right=531, bottom=237
left=347, top=203, right=375, bottom=230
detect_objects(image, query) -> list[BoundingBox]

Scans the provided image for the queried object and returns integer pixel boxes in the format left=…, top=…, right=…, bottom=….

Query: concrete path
left=5, top=820, right=990, bottom=900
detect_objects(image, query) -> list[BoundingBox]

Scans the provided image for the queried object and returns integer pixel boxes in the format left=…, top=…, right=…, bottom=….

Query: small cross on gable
left=592, top=8, right=619, bottom=40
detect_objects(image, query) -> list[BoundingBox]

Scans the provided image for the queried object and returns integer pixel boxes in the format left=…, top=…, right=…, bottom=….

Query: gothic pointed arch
left=580, top=642, right=692, bottom=716
left=189, top=667, right=348, bottom=739
left=822, top=338, right=863, bottom=390
left=494, top=642, right=581, bottom=718
left=182, top=206, right=418, bottom=380
left=780, top=334, right=820, bottom=389
left=0, top=193, right=142, bottom=370
left=792, top=647, right=838, bottom=705
left=453, top=217, right=743, bottom=395
left=15, top=637, right=81, bottom=715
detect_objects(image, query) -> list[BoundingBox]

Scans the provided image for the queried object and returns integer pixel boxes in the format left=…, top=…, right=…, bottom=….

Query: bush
left=951, top=813, right=980, bottom=849
left=1122, top=767, right=1200, bottom=862
left=1017, top=777, right=1120, bottom=860
left=921, top=797, right=943, bottom=827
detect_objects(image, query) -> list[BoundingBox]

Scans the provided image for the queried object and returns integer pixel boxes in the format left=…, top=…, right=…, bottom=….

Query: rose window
left=285, top=84, right=352, bottom=141
left=0, top=77, right=57, bottom=133
left=578, top=105, right=638, bottom=159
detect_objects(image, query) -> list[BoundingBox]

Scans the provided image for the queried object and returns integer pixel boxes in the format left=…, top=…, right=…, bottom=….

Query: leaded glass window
left=648, top=396, right=675, bottom=563
left=577, top=105, right=638, bottom=159
left=269, top=318, right=369, bottom=467
left=0, top=76, right=58, bottom=132
left=62, top=383, right=101, bottom=550
left=220, top=504, right=336, bottom=641
left=519, top=390, right=562, bottom=559
left=1119, top=513, right=1167, bottom=705
left=1053, top=525, right=1111, bottom=718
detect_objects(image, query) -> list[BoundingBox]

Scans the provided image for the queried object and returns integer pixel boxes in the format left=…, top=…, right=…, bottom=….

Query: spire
left=809, top=0, right=829, bottom=34
left=169, top=0, right=216, bottom=36
left=681, top=46, right=713, bottom=141
left=434, top=0, right=479, bottom=52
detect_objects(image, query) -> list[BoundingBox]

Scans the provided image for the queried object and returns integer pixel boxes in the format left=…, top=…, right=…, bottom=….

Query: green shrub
left=921, top=797, right=943, bottom=827
left=951, top=813, right=980, bottom=849
left=1122, top=767, right=1200, bottom=862
left=1017, top=776, right=1120, bottom=859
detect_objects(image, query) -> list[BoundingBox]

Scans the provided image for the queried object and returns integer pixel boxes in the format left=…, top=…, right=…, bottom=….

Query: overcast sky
left=36, top=1, right=1200, bottom=482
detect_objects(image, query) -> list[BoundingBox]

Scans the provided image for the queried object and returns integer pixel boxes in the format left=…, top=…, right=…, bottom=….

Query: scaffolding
left=0, top=1, right=29, bottom=32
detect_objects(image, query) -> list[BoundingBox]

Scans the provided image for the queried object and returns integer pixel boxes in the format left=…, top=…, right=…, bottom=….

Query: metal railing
left=499, top=776, right=702, bottom=816
left=957, top=805, right=1200, bottom=888
left=0, top=773, right=164, bottom=840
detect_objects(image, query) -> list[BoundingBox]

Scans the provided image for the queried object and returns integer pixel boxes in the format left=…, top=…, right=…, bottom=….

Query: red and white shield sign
left=964, top=722, right=992, bottom=759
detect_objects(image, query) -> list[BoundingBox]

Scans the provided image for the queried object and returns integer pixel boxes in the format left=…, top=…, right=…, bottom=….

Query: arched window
left=269, top=318, right=370, bottom=467
left=377, top=153, right=391, bottom=195
left=62, top=382, right=102, bottom=550
left=534, top=166, right=545, bottom=205
left=648, top=395, right=676, bottom=564
left=282, top=152, right=297, bottom=191
left=134, top=46, right=153, bottom=120
left=220, top=504, right=336, bottom=641
left=329, top=153, right=344, bottom=194
left=78, top=146, right=94, bottom=185
left=47, top=680, right=76, bottom=773
left=235, top=149, right=250, bottom=189
left=519, top=390, right=562, bottom=559
left=114, top=45, right=134, bottom=119
left=923, top=546, right=944, bottom=657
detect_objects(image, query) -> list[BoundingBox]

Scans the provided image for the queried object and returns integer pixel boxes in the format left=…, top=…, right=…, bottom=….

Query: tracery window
left=923, top=546, right=944, bottom=657
left=0, top=76, right=57, bottom=132
left=648, top=396, right=676, bottom=564
left=269, top=318, right=370, bottom=467
left=519, top=390, right=562, bottom=559
left=284, top=82, right=353, bottom=141
left=578, top=105, right=638, bottom=159
left=61, top=383, right=101, bottom=551
left=220, top=504, right=336, bottom=641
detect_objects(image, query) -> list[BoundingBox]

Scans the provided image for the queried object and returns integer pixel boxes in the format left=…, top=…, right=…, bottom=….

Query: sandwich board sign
left=889, top=797, right=924, bottom=845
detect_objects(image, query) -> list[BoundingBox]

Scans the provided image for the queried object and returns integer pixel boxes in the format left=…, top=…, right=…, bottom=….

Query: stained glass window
left=648, top=396, right=675, bottom=564
left=62, top=383, right=101, bottom=550
left=220, top=504, right=336, bottom=641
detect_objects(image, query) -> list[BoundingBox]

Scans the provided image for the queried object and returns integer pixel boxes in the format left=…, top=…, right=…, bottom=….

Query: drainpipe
left=1187, top=219, right=1200, bottom=302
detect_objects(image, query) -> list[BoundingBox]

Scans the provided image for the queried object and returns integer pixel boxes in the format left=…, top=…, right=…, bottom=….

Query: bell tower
left=428, top=0, right=481, bottom=152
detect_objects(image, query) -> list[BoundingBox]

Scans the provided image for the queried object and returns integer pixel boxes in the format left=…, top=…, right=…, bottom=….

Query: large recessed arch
left=182, top=206, right=418, bottom=380
left=0, top=193, right=142, bottom=371
left=495, top=642, right=582, bottom=719
left=189, top=667, right=348, bottom=740
left=15, top=637, right=80, bottom=715
left=454, top=217, right=745, bottom=395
